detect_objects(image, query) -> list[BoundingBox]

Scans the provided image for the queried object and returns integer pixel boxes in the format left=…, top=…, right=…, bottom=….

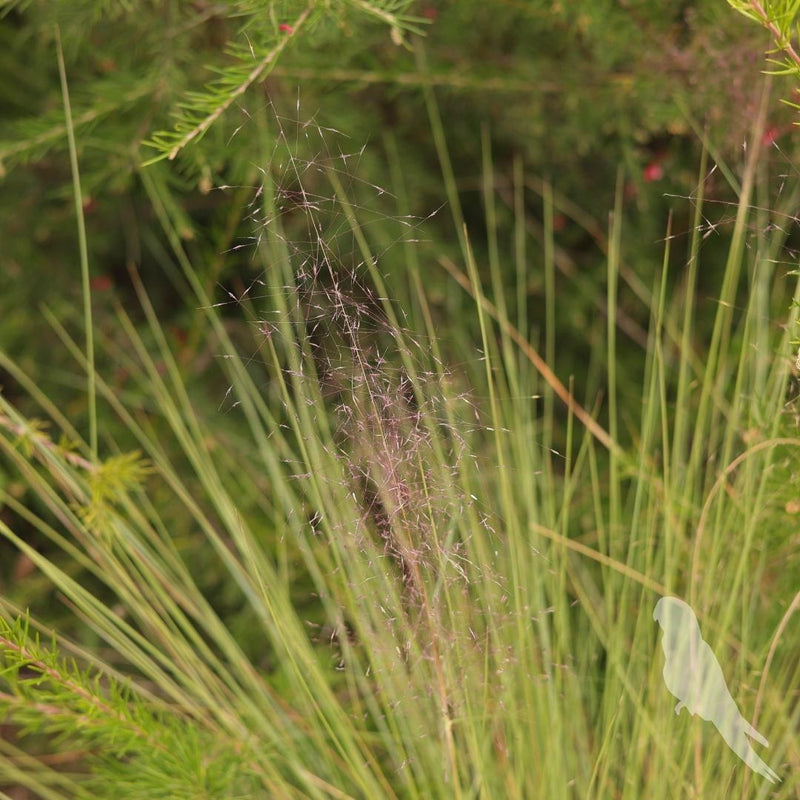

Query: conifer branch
left=159, top=4, right=313, bottom=162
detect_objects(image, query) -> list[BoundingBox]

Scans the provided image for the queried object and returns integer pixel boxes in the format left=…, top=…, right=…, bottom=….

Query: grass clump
left=1, top=70, right=800, bottom=800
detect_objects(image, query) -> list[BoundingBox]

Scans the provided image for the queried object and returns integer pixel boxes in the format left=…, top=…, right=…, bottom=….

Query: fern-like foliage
left=143, top=4, right=318, bottom=164
left=143, top=0, right=424, bottom=163
left=728, top=0, right=800, bottom=93
left=0, top=616, right=263, bottom=799
left=1, top=0, right=422, bottom=175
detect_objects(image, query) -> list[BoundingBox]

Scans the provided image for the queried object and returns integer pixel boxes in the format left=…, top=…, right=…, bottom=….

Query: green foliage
left=0, top=616, right=263, bottom=799
left=728, top=0, right=800, bottom=113
left=79, top=451, right=153, bottom=537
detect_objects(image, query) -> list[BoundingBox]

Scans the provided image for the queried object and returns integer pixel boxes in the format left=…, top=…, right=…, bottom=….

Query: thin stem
left=55, top=26, right=96, bottom=459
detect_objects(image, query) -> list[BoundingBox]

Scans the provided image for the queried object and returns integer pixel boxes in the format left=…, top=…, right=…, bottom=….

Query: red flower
left=643, top=161, right=664, bottom=182
left=278, top=23, right=294, bottom=34
left=762, top=126, right=780, bottom=147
